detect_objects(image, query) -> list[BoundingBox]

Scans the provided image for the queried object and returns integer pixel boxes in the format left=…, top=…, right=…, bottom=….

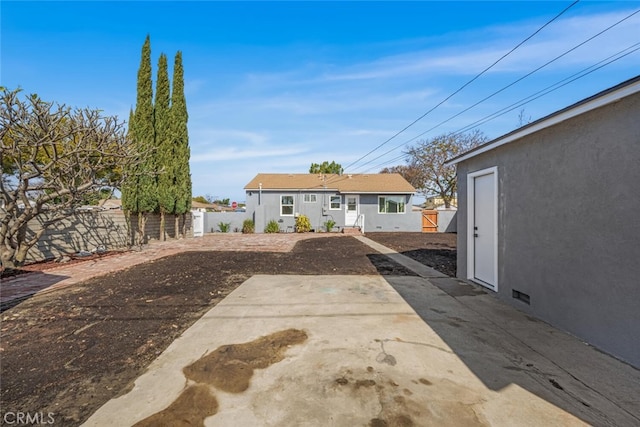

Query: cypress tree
left=155, top=53, right=173, bottom=241
left=121, top=108, right=137, bottom=212
left=131, top=35, right=157, bottom=245
left=122, top=35, right=158, bottom=245
left=170, top=51, right=191, bottom=237
left=121, top=107, right=137, bottom=246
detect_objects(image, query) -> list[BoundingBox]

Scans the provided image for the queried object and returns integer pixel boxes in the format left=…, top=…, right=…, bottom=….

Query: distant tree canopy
left=0, top=88, right=141, bottom=268
left=379, top=164, right=424, bottom=190
left=381, top=130, right=487, bottom=208
left=309, top=161, right=343, bottom=174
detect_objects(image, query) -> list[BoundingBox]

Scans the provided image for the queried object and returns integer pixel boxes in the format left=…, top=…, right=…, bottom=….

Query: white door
left=468, top=168, right=497, bottom=290
left=345, top=195, right=359, bottom=226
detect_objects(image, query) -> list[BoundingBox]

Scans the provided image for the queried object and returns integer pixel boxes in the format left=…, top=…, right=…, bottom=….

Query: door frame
left=466, top=166, right=498, bottom=291
left=345, top=194, right=359, bottom=226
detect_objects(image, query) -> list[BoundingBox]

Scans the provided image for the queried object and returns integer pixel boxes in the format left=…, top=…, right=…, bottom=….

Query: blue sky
left=2, top=1, right=639, bottom=203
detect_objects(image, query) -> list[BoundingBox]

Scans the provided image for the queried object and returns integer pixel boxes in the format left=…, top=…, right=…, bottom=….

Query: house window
left=378, top=196, right=405, bottom=214
left=330, top=195, right=341, bottom=210
left=281, top=195, right=294, bottom=216
left=303, top=194, right=317, bottom=203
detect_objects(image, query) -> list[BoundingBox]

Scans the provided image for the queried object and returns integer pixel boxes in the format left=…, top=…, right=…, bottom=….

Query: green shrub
left=323, top=219, right=336, bottom=232
left=218, top=222, right=231, bottom=233
left=242, top=219, right=255, bottom=234
left=264, top=220, right=280, bottom=233
left=295, top=215, right=312, bottom=233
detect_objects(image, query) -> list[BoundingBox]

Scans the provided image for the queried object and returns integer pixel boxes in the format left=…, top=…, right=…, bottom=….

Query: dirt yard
left=0, top=233, right=456, bottom=425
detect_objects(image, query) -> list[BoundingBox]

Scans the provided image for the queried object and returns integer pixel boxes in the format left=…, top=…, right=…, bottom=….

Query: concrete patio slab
left=83, top=274, right=604, bottom=427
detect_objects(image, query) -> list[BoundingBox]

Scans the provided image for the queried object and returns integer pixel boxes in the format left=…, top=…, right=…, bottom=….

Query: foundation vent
left=512, top=289, right=530, bottom=305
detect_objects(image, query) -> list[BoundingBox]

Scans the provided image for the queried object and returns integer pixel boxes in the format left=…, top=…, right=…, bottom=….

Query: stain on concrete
left=377, top=353, right=397, bottom=365
left=270, top=364, right=488, bottom=427
left=375, top=339, right=398, bottom=366
left=332, top=368, right=417, bottom=427
left=133, top=384, right=218, bottom=427
left=335, top=377, right=349, bottom=385
left=392, top=314, right=414, bottom=323
left=183, top=328, right=308, bottom=393
left=135, top=329, right=307, bottom=426
left=369, top=415, right=414, bottom=426
left=355, top=379, right=377, bottom=389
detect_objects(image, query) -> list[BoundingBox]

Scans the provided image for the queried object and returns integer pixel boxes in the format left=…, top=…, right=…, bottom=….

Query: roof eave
left=245, top=187, right=339, bottom=192
left=340, top=191, right=415, bottom=194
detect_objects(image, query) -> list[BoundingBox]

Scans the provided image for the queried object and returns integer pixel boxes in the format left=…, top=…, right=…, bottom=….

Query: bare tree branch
left=1, top=88, right=143, bottom=268
left=383, top=130, right=487, bottom=208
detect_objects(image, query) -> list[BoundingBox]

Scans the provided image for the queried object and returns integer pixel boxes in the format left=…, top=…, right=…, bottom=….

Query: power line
left=342, top=0, right=581, bottom=172
left=350, top=9, right=640, bottom=173
left=451, top=43, right=640, bottom=136
left=359, top=42, right=640, bottom=174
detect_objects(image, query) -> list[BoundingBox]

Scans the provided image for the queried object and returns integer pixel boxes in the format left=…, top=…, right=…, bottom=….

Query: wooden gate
left=422, top=210, right=438, bottom=233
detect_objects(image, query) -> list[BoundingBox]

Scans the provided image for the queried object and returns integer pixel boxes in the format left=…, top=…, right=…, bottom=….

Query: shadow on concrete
left=382, top=274, right=640, bottom=426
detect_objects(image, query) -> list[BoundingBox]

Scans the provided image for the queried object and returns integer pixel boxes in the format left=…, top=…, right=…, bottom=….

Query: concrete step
left=341, top=227, right=362, bottom=235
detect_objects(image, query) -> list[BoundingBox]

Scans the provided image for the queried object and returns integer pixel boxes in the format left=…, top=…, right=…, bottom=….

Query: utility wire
left=343, top=0, right=581, bottom=172
left=360, top=43, right=640, bottom=174
left=451, top=43, right=640, bottom=136
left=350, top=9, right=640, bottom=173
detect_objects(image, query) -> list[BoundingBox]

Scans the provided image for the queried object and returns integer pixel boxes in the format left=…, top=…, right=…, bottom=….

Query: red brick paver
left=0, top=233, right=343, bottom=307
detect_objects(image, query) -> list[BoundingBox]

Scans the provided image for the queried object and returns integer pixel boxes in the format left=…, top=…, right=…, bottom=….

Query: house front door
left=345, top=195, right=359, bottom=227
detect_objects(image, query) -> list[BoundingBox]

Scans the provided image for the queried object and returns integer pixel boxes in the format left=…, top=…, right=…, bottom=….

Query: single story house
left=446, top=76, right=640, bottom=367
left=244, top=173, right=421, bottom=233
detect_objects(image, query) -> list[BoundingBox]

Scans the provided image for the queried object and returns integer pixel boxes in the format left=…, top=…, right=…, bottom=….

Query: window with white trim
left=378, top=196, right=405, bottom=214
left=303, top=194, right=317, bottom=203
left=330, top=195, right=341, bottom=210
left=281, top=195, right=294, bottom=216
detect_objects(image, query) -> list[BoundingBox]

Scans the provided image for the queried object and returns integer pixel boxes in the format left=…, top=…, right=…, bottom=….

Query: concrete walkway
left=81, top=236, right=640, bottom=427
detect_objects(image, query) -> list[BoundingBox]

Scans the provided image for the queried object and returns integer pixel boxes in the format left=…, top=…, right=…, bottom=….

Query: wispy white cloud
left=192, top=145, right=308, bottom=163
left=185, top=6, right=640, bottom=199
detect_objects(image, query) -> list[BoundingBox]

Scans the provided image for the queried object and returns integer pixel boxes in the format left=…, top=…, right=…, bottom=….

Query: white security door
left=469, top=169, right=497, bottom=290
left=345, top=195, right=359, bottom=226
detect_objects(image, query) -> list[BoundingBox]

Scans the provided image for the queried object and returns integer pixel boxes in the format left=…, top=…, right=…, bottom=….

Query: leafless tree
left=401, top=130, right=487, bottom=208
left=0, top=88, right=140, bottom=269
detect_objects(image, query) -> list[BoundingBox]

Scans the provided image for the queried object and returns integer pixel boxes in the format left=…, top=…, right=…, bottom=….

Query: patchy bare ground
left=0, top=233, right=456, bottom=425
